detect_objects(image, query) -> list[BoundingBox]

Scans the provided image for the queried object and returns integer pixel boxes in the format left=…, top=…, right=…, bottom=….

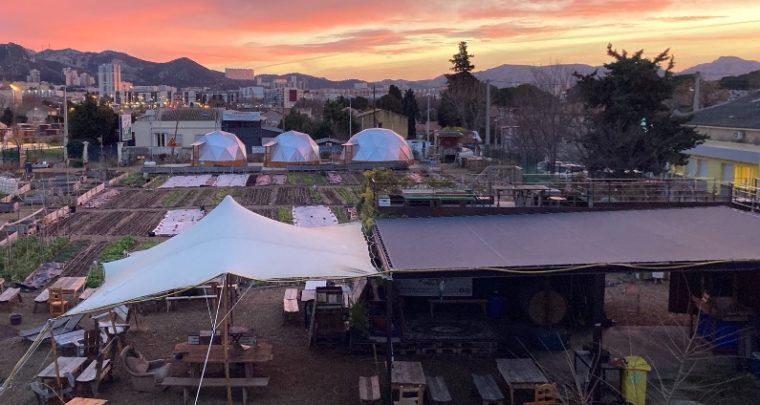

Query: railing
left=732, top=184, right=760, bottom=212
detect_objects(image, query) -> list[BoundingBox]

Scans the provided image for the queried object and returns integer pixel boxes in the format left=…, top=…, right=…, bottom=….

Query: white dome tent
left=263, top=130, right=320, bottom=167
left=192, top=130, right=247, bottom=167
left=342, top=128, right=414, bottom=164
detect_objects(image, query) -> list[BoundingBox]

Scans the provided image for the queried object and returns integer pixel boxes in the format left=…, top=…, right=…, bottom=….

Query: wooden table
left=37, top=356, right=88, bottom=382
left=174, top=340, right=272, bottom=377
left=50, top=277, right=87, bottom=300
left=198, top=326, right=252, bottom=344
left=66, top=397, right=108, bottom=405
left=391, top=361, right=426, bottom=404
left=496, top=358, right=548, bottom=405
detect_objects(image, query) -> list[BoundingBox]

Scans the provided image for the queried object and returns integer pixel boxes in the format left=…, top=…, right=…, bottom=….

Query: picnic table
left=37, top=356, right=88, bottom=383
left=174, top=339, right=272, bottom=377
left=496, top=358, right=548, bottom=405
left=50, top=277, right=87, bottom=300
left=391, top=361, right=426, bottom=404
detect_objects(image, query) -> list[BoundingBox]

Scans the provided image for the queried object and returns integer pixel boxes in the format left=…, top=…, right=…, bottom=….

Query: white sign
left=120, top=114, right=132, bottom=141
left=378, top=197, right=391, bottom=207
left=396, top=278, right=473, bottom=297
left=251, top=146, right=265, bottom=154
left=223, top=110, right=261, bottom=122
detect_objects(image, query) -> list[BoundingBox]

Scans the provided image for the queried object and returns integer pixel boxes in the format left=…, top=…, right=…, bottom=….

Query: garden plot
left=113, top=210, right=167, bottom=235
left=159, top=175, right=215, bottom=188
left=255, top=174, right=287, bottom=186
left=64, top=240, right=109, bottom=276
left=239, top=188, right=273, bottom=206
left=84, top=189, right=119, bottom=208
left=215, top=174, right=250, bottom=187
left=85, top=211, right=132, bottom=235
left=275, top=187, right=311, bottom=205
left=339, top=172, right=364, bottom=185
left=152, top=208, right=205, bottom=236
left=292, top=205, right=338, bottom=227
left=326, top=172, right=343, bottom=184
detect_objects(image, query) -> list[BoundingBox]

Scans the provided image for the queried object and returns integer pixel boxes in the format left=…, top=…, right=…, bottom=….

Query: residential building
left=221, top=110, right=282, bottom=152
left=355, top=109, right=409, bottom=138
left=131, top=108, right=220, bottom=149
left=239, top=86, right=265, bottom=101
left=679, top=90, right=760, bottom=187
left=225, top=68, right=254, bottom=81
left=124, top=85, right=177, bottom=107
left=97, top=63, right=122, bottom=99
left=263, top=87, right=303, bottom=108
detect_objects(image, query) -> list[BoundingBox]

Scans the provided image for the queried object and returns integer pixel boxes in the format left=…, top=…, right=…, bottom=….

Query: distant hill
left=719, top=69, right=760, bottom=90
left=679, top=56, right=760, bottom=81
left=0, top=43, right=66, bottom=83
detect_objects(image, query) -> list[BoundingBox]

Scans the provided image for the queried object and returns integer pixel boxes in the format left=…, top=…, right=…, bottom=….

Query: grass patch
left=333, top=207, right=350, bottom=223
left=145, top=175, right=168, bottom=188
left=0, top=237, right=71, bottom=282
left=287, top=173, right=324, bottom=186
left=161, top=190, right=185, bottom=207
left=87, top=236, right=137, bottom=288
left=336, top=187, right=360, bottom=205
left=120, top=173, right=147, bottom=187
left=211, top=188, right=242, bottom=206
left=277, top=207, right=293, bottom=224
left=310, top=188, right=323, bottom=204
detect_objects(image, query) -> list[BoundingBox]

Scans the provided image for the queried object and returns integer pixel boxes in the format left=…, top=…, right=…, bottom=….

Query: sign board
left=396, top=278, right=473, bottom=297
left=223, top=110, right=261, bottom=122
left=377, top=196, right=391, bottom=207
left=120, top=114, right=133, bottom=141
left=251, top=146, right=265, bottom=154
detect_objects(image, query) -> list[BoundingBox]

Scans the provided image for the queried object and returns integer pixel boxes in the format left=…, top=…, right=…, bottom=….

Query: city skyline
left=3, top=0, right=760, bottom=81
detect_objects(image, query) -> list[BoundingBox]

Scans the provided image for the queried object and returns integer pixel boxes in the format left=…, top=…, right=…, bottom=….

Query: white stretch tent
left=264, top=130, right=320, bottom=166
left=192, top=130, right=247, bottom=166
left=68, top=196, right=376, bottom=315
left=342, top=128, right=414, bottom=163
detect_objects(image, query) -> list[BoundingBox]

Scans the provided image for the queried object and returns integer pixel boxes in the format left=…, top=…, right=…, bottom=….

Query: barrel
left=9, top=313, right=22, bottom=325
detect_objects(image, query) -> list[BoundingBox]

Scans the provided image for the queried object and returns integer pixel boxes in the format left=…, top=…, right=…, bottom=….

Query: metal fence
left=732, top=184, right=760, bottom=212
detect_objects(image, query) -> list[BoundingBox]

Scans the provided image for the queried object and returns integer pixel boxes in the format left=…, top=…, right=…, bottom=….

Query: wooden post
left=109, top=310, right=123, bottom=352
left=223, top=273, right=232, bottom=404
left=385, top=277, right=394, bottom=405
left=48, top=319, right=62, bottom=390
left=590, top=273, right=605, bottom=402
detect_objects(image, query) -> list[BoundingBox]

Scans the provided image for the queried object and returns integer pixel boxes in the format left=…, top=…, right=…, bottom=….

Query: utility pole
left=63, top=87, right=69, bottom=165
left=426, top=94, right=430, bottom=144
left=372, top=85, right=377, bottom=127
left=349, top=97, right=352, bottom=137
left=485, top=80, right=491, bottom=149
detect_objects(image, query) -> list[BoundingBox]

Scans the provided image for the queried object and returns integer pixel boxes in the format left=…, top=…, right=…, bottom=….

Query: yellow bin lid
left=624, top=356, right=651, bottom=371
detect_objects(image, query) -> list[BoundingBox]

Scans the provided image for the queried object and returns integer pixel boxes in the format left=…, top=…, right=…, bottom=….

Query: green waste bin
left=622, top=356, right=651, bottom=405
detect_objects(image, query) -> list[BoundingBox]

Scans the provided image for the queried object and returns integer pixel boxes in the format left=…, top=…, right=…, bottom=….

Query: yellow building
left=355, top=109, right=409, bottom=138
left=679, top=91, right=760, bottom=187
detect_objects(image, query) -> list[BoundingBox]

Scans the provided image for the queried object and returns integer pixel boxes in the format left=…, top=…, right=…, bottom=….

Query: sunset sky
left=4, top=0, right=760, bottom=81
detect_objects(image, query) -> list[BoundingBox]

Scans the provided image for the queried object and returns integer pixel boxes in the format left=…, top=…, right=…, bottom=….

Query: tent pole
left=48, top=319, right=62, bottom=390
left=223, top=273, right=232, bottom=404
left=384, top=277, right=393, bottom=405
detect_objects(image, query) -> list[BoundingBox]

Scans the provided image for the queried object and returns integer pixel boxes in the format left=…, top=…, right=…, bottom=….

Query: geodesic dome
left=342, top=128, right=414, bottom=163
left=264, top=130, right=320, bottom=167
left=193, top=130, right=247, bottom=166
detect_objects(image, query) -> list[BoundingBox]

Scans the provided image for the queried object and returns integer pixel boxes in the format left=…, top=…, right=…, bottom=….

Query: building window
left=155, top=133, right=167, bottom=147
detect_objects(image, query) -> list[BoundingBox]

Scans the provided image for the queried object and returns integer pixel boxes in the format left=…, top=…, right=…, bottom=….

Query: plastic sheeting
left=292, top=205, right=338, bottom=228
left=152, top=209, right=206, bottom=236
left=68, top=196, right=376, bottom=315
left=159, top=175, right=214, bottom=188
left=214, top=174, right=250, bottom=187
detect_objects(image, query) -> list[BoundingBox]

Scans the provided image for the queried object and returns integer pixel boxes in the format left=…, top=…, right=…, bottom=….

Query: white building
left=131, top=108, right=220, bottom=149
left=239, top=86, right=265, bottom=101
left=98, top=63, right=122, bottom=98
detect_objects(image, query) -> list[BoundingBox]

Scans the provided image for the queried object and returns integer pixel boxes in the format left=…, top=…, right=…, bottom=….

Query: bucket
left=9, top=313, right=22, bottom=325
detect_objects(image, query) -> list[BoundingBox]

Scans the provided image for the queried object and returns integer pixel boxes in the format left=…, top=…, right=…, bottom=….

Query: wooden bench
left=282, top=288, right=300, bottom=323
left=472, top=374, right=504, bottom=405
left=426, top=375, right=452, bottom=404
left=160, top=376, right=269, bottom=405
left=359, top=375, right=381, bottom=404
left=77, top=337, right=117, bottom=397
left=0, top=287, right=22, bottom=311
left=165, top=294, right=217, bottom=312
left=34, top=289, right=50, bottom=313
left=79, top=288, right=97, bottom=302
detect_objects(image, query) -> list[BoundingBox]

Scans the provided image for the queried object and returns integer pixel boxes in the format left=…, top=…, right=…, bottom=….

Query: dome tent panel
left=342, top=128, right=414, bottom=164
left=265, top=130, right=320, bottom=167
left=194, top=130, right=247, bottom=167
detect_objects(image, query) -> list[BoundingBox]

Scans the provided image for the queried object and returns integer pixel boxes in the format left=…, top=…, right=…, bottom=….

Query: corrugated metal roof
left=690, top=91, right=760, bottom=130
left=685, top=141, right=760, bottom=164
left=375, top=206, right=760, bottom=271
left=159, top=108, right=220, bottom=122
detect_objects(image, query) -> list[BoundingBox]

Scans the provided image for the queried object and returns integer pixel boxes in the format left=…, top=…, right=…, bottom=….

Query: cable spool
left=527, top=290, right=567, bottom=326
